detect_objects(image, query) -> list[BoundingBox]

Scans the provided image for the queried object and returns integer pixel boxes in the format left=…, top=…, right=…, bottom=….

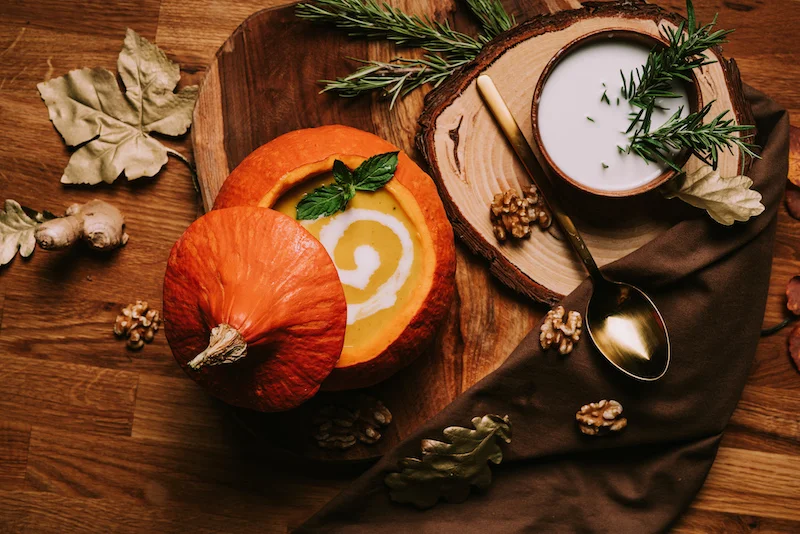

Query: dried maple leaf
left=788, top=324, right=800, bottom=372
left=0, top=200, right=56, bottom=266
left=787, top=276, right=800, bottom=315
left=384, top=414, right=511, bottom=509
left=663, top=165, right=765, bottom=225
left=788, top=125, right=799, bottom=187
left=37, top=29, right=197, bottom=185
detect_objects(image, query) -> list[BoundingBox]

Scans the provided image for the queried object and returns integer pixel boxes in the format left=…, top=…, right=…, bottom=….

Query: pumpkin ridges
left=163, top=207, right=347, bottom=412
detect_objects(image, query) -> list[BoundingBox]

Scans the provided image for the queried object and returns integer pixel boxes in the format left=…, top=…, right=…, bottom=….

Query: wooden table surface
left=0, top=1, right=798, bottom=532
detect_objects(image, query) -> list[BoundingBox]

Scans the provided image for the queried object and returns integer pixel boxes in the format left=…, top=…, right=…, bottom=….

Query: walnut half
left=490, top=186, right=552, bottom=242
left=312, top=395, right=393, bottom=450
left=114, top=300, right=161, bottom=350
left=576, top=400, right=628, bottom=436
left=540, top=305, right=582, bottom=355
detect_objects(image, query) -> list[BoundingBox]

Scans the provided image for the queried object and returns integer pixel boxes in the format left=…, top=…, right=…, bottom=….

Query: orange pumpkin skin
left=163, top=207, right=347, bottom=411
left=214, top=125, right=456, bottom=390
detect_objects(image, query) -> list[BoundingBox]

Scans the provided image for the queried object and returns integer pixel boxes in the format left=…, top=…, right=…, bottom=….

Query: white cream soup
left=537, top=38, right=690, bottom=192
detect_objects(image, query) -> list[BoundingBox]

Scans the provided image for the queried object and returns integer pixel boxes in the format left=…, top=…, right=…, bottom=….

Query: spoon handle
left=476, top=75, right=603, bottom=281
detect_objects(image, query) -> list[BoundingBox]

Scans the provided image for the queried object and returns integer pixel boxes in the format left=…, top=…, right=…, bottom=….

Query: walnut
left=490, top=186, right=552, bottom=242
left=576, top=400, right=628, bottom=436
left=540, top=305, right=582, bottom=355
left=114, top=300, right=161, bottom=351
left=312, top=395, right=393, bottom=450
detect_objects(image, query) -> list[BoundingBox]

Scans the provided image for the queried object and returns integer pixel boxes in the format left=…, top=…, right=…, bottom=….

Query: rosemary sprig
left=465, top=0, right=515, bottom=39
left=628, top=102, right=758, bottom=171
left=296, top=0, right=516, bottom=107
left=295, top=0, right=482, bottom=60
left=320, top=55, right=471, bottom=108
left=624, top=0, right=733, bottom=134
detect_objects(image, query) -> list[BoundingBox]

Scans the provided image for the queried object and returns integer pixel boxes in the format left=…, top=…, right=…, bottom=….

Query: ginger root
left=35, top=200, right=128, bottom=251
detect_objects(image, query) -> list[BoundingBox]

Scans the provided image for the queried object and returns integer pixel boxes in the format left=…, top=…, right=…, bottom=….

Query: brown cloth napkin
left=297, top=86, right=789, bottom=533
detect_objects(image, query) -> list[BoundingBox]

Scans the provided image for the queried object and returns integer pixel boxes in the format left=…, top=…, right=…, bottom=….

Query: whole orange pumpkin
left=163, top=207, right=347, bottom=412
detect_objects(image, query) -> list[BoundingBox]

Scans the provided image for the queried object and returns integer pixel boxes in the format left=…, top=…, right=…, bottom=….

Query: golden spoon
left=477, top=75, right=670, bottom=382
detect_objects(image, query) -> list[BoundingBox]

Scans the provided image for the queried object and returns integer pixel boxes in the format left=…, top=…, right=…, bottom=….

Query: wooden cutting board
left=190, top=0, right=746, bottom=462
left=191, top=0, right=549, bottom=462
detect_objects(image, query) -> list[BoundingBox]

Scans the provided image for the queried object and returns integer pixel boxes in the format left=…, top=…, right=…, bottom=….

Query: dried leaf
left=37, top=29, right=198, bottom=185
left=786, top=188, right=800, bottom=220
left=787, top=125, right=799, bottom=187
left=663, top=165, right=765, bottom=226
left=0, top=200, right=41, bottom=266
left=787, top=276, right=800, bottom=315
left=788, top=324, right=800, bottom=373
left=384, top=414, right=511, bottom=509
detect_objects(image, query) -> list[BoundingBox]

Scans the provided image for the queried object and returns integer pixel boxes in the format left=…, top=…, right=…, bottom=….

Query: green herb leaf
left=296, top=183, right=356, bottom=220
left=295, top=152, right=399, bottom=219
left=332, top=159, right=353, bottom=185
left=0, top=200, right=44, bottom=266
left=587, top=117, right=595, bottom=123
left=602, top=163, right=609, bottom=169
left=385, top=414, right=512, bottom=509
left=37, top=29, right=197, bottom=185
left=662, top=165, right=765, bottom=225
left=353, top=151, right=399, bottom=191
left=601, top=91, right=610, bottom=105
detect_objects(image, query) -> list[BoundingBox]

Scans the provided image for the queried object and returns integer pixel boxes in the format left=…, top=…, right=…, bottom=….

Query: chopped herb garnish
left=602, top=163, right=609, bottom=169
left=601, top=91, right=610, bottom=105
left=587, top=117, right=595, bottom=123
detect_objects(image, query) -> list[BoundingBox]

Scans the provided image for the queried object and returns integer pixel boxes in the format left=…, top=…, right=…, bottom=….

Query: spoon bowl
left=586, top=279, right=670, bottom=381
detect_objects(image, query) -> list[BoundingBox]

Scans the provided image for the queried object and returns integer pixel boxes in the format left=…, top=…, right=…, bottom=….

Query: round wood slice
left=418, top=0, right=753, bottom=304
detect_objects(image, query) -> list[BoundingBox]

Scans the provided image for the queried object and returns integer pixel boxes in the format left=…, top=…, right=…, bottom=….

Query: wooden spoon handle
left=476, top=75, right=602, bottom=281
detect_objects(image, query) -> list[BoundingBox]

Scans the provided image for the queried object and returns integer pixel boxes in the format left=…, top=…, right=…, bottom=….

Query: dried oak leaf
left=384, top=414, right=511, bottom=509
left=663, top=165, right=765, bottom=226
left=788, top=324, right=800, bottom=372
left=37, top=29, right=198, bottom=185
left=0, top=200, right=38, bottom=266
left=787, top=276, right=800, bottom=315
left=0, top=200, right=56, bottom=266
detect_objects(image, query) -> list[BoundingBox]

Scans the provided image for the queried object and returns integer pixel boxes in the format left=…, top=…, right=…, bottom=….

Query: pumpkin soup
left=273, top=172, right=424, bottom=356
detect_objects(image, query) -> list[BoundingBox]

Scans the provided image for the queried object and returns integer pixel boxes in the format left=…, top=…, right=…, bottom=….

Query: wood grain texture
left=0, top=421, right=31, bottom=490
left=0, top=0, right=798, bottom=532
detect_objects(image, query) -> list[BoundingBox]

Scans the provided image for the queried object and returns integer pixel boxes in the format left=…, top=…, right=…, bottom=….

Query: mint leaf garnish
left=296, top=182, right=355, bottom=220
left=352, top=151, right=399, bottom=191
left=294, top=151, right=399, bottom=220
left=333, top=159, right=353, bottom=185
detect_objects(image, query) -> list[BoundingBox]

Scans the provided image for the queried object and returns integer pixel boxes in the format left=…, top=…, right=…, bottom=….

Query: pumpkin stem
left=188, top=323, right=248, bottom=370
